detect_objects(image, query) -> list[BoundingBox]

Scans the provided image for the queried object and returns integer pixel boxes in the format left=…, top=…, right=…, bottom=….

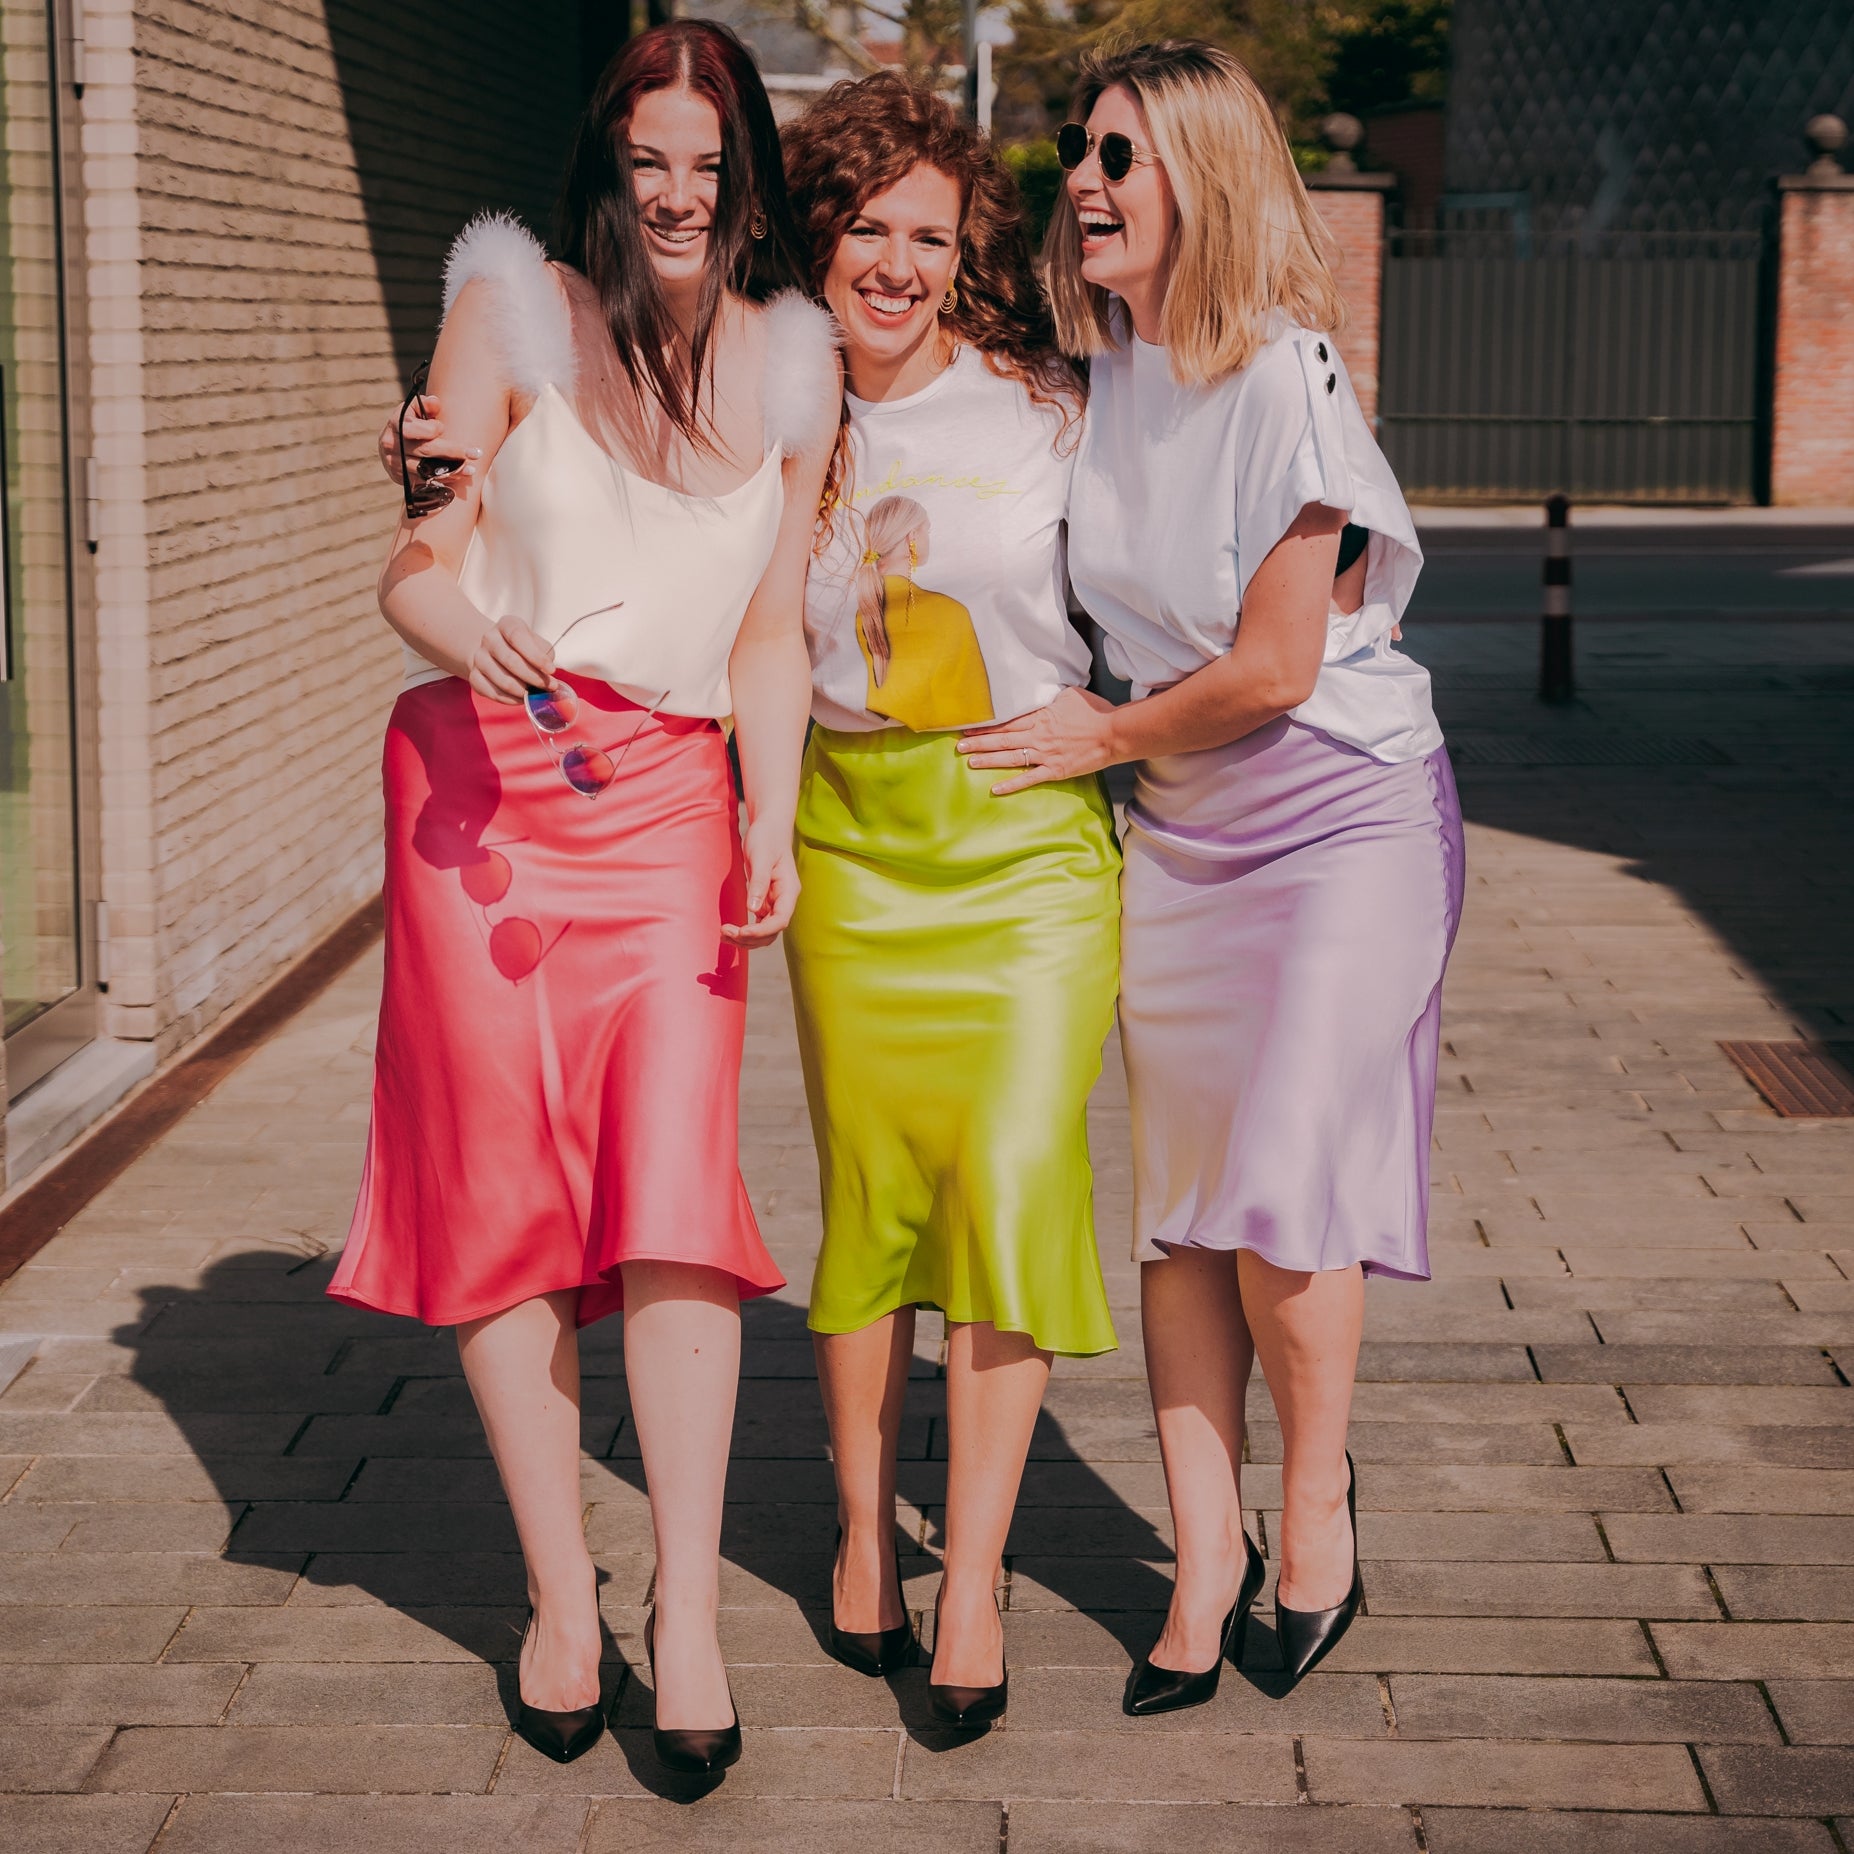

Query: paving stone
left=0, top=1797, right=174, bottom=1854
left=1005, top=1664, right=1387, bottom=1734
left=226, top=1662, right=514, bottom=1725
left=1360, top=1561, right=1717, bottom=1618
left=0, top=1607, right=185, bottom=1663
left=0, top=1552, right=300, bottom=1607
left=0, top=1663, right=242, bottom=1725
left=1712, top=1566, right=1854, bottom=1620
left=1005, top=1801, right=1419, bottom=1852
left=1698, top=1746, right=1854, bottom=1816
left=1768, top=1680, right=1854, bottom=1744
left=1668, top=1468, right=1854, bottom=1514
left=164, top=1606, right=518, bottom=1664
left=86, top=1724, right=508, bottom=1794
left=1315, top=1617, right=1657, bottom=1677
left=496, top=1727, right=900, bottom=1799
left=1421, top=1811, right=1834, bottom=1852
left=13, top=1454, right=354, bottom=1503
left=56, top=1503, right=244, bottom=1554
left=0, top=1728, right=115, bottom=1792
left=1603, top=1514, right=1854, bottom=1564
left=1352, top=1466, right=1672, bottom=1512
left=1533, top=1345, right=1839, bottom=1385
left=1619, top=1386, right=1854, bottom=1426
left=899, top=1729, right=1296, bottom=1803
left=1652, top=1623, right=1854, bottom=1679
left=153, top=1794, right=591, bottom=1854
left=1388, top=1673, right=1779, bottom=1741
left=1564, top=1424, right=1854, bottom=1468
left=1300, top=1737, right=1704, bottom=1809
left=583, top=1800, right=999, bottom=1854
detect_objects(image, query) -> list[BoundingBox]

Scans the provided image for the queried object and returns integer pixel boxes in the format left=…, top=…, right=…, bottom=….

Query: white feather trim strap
left=760, top=292, right=843, bottom=458
left=440, top=212, right=576, bottom=401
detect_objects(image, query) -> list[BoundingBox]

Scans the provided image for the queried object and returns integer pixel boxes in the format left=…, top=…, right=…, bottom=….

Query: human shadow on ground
left=117, top=1252, right=1206, bottom=1795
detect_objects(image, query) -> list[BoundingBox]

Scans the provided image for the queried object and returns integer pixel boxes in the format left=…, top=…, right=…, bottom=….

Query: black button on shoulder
left=1316, top=342, right=1328, bottom=362
left=1326, top=373, right=1336, bottom=393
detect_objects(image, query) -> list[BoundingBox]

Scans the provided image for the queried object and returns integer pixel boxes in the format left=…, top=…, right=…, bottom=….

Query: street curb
left=0, top=893, right=384, bottom=1288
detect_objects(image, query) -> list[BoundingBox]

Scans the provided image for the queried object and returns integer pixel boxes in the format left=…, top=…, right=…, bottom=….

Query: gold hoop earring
left=749, top=209, right=767, bottom=241
left=940, top=283, right=959, bottom=315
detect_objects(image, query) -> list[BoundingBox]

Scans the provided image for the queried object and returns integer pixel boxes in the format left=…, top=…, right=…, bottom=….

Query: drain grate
left=1449, top=733, right=1732, bottom=767
left=1719, top=1041, right=1854, bottom=1118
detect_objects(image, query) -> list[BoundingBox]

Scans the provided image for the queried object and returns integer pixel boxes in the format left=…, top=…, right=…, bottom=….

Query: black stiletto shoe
left=1123, top=1531, right=1265, bottom=1717
left=828, top=1525, right=918, bottom=1676
left=1273, top=1451, right=1363, bottom=1690
left=644, top=1610, right=742, bottom=1775
left=927, top=1592, right=1008, bottom=1729
left=512, top=1609, right=605, bottom=1764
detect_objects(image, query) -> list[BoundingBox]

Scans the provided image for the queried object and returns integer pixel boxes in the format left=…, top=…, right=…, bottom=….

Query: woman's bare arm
left=376, top=281, right=555, bottom=701
left=959, top=501, right=1347, bottom=791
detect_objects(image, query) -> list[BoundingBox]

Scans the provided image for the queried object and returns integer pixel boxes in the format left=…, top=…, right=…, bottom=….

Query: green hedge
left=1002, top=139, right=1063, bottom=247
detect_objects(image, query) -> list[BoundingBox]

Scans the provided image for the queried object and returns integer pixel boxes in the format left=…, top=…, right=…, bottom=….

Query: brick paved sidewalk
left=0, top=613, right=1850, bottom=1853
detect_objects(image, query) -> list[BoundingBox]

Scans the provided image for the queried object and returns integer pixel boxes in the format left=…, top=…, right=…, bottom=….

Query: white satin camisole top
left=401, top=214, right=839, bottom=718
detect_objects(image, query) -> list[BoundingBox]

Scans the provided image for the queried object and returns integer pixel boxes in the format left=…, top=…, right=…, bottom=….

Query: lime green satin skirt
left=785, top=725, right=1121, bottom=1357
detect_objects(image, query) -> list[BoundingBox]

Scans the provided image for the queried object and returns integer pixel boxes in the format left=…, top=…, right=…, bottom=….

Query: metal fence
left=1377, top=229, right=1767, bottom=503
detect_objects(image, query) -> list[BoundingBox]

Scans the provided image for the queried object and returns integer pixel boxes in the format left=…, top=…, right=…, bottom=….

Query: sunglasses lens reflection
left=1100, top=134, right=1134, bottom=181
left=526, top=686, right=577, bottom=733
left=1056, top=123, right=1088, bottom=170
left=560, top=743, right=616, bottom=796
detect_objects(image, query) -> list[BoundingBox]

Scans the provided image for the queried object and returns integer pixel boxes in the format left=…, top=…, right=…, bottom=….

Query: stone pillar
left=1771, top=116, right=1854, bottom=508
left=1305, top=114, right=1393, bottom=425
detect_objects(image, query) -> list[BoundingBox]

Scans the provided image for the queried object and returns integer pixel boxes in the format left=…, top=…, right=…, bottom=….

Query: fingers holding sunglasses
left=469, top=616, right=557, bottom=705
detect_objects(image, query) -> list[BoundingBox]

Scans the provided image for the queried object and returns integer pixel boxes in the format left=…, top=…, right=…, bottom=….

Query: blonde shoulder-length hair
left=1044, top=39, right=1345, bottom=385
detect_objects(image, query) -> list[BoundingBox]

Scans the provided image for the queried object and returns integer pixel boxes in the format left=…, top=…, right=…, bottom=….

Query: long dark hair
left=554, top=21, right=808, bottom=446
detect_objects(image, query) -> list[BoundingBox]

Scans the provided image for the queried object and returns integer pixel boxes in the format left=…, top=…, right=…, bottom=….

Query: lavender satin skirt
left=1119, top=718, right=1464, bottom=1279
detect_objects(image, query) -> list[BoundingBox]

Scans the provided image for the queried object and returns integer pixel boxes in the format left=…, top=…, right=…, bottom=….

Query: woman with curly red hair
left=780, top=73, right=1120, bottom=1728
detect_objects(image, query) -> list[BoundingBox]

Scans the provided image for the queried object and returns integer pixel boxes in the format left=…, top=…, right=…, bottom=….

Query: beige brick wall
left=87, top=0, right=580, bottom=1051
left=1771, top=177, right=1854, bottom=509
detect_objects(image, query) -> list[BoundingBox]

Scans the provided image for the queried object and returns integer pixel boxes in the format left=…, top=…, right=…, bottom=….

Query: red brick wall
left=1771, top=180, right=1854, bottom=508
left=1308, top=185, right=1386, bottom=424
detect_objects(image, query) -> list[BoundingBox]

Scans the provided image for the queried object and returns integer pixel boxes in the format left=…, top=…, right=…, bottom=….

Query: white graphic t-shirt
left=805, top=344, right=1091, bottom=734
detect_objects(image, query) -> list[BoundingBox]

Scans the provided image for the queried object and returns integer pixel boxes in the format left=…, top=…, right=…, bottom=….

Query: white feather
left=440, top=212, right=576, bottom=401
left=760, top=292, right=843, bottom=458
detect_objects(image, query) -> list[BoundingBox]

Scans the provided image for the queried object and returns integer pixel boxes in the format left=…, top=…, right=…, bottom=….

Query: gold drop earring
left=940, top=282, right=959, bottom=314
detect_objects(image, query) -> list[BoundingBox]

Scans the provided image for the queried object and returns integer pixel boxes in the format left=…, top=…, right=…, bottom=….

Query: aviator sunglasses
left=1056, top=122, right=1154, bottom=184
left=397, top=361, right=467, bottom=518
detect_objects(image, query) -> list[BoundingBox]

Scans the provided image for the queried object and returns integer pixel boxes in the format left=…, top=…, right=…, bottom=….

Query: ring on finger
left=1020, top=747, right=1032, bottom=767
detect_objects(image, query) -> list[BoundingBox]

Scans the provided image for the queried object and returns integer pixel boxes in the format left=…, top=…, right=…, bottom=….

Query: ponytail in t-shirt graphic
left=854, top=495, right=994, bottom=732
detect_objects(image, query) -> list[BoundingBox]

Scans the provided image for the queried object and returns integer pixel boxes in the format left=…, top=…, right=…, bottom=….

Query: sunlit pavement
left=0, top=588, right=1850, bottom=1851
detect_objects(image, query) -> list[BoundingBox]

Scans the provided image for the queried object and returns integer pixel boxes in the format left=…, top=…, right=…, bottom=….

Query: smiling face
left=823, top=162, right=963, bottom=393
left=1064, top=84, right=1178, bottom=318
left=626, top=85, right=725, bottom=295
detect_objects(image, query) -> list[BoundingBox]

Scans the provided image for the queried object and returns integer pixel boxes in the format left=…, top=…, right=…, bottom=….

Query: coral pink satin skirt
left=330, top=673, right=782, bottom=1328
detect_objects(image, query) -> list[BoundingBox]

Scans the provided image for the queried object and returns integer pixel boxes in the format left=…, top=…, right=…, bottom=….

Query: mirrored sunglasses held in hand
left=397, top=361, right=468, bottom=517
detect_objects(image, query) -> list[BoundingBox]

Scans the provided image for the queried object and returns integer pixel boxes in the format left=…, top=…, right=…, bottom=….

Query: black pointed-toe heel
left=1123, top=1531, right=1265, bottom=1717
left=927, top=1592, right=1009, bottom=1729
left=1274, top=1451, right=1363, bottom=1690
left=512, top=1610, right=605, bottom=1764
left=828, top=1524, right=919, bottom=1677
left=644, top=1610, right=742, bottom=1776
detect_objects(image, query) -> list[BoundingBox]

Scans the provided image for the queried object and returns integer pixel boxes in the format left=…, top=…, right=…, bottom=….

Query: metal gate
left=1376, top=229, right=1766, bottom=503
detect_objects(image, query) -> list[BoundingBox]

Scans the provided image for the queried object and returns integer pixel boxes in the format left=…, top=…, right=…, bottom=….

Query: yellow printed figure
left=854, top=496, right=993, bottom=731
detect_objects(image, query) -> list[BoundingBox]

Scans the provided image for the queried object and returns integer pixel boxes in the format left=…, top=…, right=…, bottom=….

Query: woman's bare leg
left=933, top=1321, right=1051, bottom=1687
left=1237, top=1253, right=1364, bottom=1610
left=456, top=1290, right=599, bottom=1710
left=621, top=1259, right=741, bottom=1729
left=1140, top=1248, right=1254, bottom=1671
left=814, top=1309, right=915, bottom=1631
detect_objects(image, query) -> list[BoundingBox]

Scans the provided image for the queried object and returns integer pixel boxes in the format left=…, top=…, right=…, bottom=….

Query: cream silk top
left=402, top=214, right=838, bottom=719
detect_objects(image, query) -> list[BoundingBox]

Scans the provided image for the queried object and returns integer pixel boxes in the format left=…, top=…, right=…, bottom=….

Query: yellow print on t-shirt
left=854, top=496, right=994, bottom=732
left=850, top=456, right=1023, bottom=504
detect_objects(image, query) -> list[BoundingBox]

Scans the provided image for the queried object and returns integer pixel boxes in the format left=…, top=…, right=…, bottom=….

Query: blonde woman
left=853, top=495, right=992, bottom=728
left=965, top=40, right=1462, bottom=1708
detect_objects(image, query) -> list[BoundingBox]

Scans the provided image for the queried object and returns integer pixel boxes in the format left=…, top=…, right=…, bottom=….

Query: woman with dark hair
left=335, top=21, right=837, bottom=1771
left=780, top=73, right=1120, bottom=1728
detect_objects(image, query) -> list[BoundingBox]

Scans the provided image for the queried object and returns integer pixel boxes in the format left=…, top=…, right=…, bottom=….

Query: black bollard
left=1539, top=492, right=1574, bottom=704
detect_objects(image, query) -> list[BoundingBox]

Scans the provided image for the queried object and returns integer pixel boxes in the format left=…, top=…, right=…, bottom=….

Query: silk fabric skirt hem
left=1120, top=719, right=1464, bottom=1283
left=331, top=674, right=783, bottom=1332
left=786, top=726, right=1121, bottom=1359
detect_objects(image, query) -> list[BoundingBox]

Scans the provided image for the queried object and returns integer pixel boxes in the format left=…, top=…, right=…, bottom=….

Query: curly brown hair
left=782, top=73, right=1085, bottom=525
